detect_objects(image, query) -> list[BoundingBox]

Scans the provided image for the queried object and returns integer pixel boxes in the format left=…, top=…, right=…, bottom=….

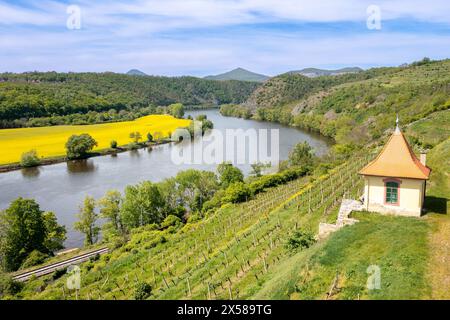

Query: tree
left=174, top=170, right=219, bottom=212
left=20, top=150, right=41, bottom=167
left=65, top=134, right=97, bottom=160
left=168, top=103, right=185, bottom=119
left=74, top=196, right=100, bottom=246
left=98, top=190, right=124, bottom=239
left=0, top=198, right=66, bottom=272
left=42, top=211, right=66, bottom=253
left=120, top=181, right=165, bottom=229
left=288, top=142, right=315, bottom=167
left=110, top=140, right=118, bottom=149
left=217, top=162, right=244, bottom=187
left=129, top=132, right=142, bottom=144
left=146, top=132, right=153, bottom=142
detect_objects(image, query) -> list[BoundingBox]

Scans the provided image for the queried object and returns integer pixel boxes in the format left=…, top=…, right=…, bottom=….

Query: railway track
left=13, top=247, right=109, bottom=282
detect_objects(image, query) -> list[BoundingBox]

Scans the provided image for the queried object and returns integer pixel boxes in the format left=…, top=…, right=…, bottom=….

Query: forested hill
left=222, top=58, right=450, bottom=149
left=0, top=72, right=260, bottom=122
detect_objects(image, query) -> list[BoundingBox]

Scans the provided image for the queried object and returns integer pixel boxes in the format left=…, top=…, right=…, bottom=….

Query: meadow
left=0, top=115, right=191, bottom=165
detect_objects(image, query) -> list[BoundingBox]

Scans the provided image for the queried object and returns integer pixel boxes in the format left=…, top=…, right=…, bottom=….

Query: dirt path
left=427, top=214, right=450, bottom=299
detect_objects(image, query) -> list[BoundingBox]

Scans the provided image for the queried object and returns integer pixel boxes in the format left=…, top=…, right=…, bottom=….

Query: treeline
left=1, top=106, right=157, bottom=128
left=0, top=72, right=260, bottom=124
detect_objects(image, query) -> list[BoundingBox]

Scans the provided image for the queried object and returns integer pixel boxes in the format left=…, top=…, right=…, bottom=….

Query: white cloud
left=0, top=0, right=449, bottom=74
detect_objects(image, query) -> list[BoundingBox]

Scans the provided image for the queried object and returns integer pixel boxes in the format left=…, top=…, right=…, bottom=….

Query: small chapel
left=358, top=118, right=431, bottom=217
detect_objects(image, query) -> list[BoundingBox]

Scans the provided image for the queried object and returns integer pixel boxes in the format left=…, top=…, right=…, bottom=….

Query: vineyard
left=25, top=155, right=372, bottom=300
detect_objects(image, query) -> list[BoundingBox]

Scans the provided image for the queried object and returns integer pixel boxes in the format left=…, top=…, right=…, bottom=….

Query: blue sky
left=1, top=0, right=449, bottom=76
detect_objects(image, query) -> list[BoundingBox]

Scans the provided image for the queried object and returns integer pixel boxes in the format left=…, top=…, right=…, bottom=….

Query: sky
left=0, top=0, right=450, bottom=76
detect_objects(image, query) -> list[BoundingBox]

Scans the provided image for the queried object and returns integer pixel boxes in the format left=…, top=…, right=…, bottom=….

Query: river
left=0, top=109, right=331, bottom=248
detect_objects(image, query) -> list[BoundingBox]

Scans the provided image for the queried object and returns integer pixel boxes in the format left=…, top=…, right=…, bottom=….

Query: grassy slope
left=254, top=138, right=450, bottom=300
left=423, top=138, right=450, bottom=299
left=253, top=213, right=430, bottom=300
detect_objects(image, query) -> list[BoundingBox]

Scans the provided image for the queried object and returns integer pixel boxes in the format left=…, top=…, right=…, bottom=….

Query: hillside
left=126, top=69, right=148, bottom=76
left=1, top=59, right=449, bottom=301
left=287, top=67, right=363, bottom=77
left=204, top=68, right=269, bottom=82
left=8, top=135, right=449, bottom=300
left=0, top=72, right=260, bottom=125
left=222, top=59, right=450, bottom=147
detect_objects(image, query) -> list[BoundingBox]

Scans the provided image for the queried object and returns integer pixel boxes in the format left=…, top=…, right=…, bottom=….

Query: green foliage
left=146, top=132, right=153, bottom=142
left=20, top=250, right=49, bottom=269
left=120, top=181, right=165, bottom=229
left=65, top=134, right=97, bottom=159
left=174, top=170, right=220, bottom=213
left=248, top=167, right=308, bottom=195
left=161, top=215, right=182, bottom=229
left=134, top=281, right=152, bottom=300
left=285, top=230, right=316, bottom=251
left=74, top=196, right=100, bottom=246
left=217, top=162, right=244, bottom=187
left=20, top=149, right=41, bottom=167
left=98, top=190, right=125, bottom=240
left=168, top=103, right=185, bottom=119
left=223, top=182, right=251, bottom=203
left=288, top=142, right=315, bottom=167
left=42, top=211, right=67, bottom=252
left=0, top=198, right=65, bottom=272
left=0, top=273, right=23, bottom=297
left=5, top=107, right=157, bottom=129
left=0, top=72, right=259, bottom=127
left=110, top=140, right=118, bottom=149
left=406, top=109, right=450, bottom=149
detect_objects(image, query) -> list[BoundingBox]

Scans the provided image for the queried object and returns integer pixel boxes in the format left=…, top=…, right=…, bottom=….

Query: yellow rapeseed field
left=0, top=115, right=191, bottom=165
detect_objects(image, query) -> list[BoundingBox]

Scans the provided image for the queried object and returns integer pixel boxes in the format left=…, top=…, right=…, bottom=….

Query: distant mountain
left=287, top=67, right=363, bottom=78
left=126, top=69, right=148, bottom=76
left=204, top=68, right=269, bottom=82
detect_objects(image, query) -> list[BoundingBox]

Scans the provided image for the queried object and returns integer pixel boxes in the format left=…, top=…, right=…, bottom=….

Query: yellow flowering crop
left=0, top=115, right=191, bottom=165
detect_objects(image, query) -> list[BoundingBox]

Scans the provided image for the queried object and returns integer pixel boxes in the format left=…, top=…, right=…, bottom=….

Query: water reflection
left=129, top=149, right=141, bottom=158
left=21, top=167, right=41, bottom=179
left=66, top=159, right=97, bottom=173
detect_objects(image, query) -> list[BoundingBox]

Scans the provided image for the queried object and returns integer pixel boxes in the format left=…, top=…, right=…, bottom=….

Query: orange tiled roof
left=359, top=128, right=431, bottom=180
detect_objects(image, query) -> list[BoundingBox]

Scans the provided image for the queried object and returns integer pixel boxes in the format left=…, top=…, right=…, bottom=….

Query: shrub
left=286, top=230, right=316, bottom=251
left=20, top=149, right=41, bottom=167
left=20, top=250, right=49, bottom=269
left=51, top=268, right=67, bottom=281
left=65, top=134, right=97, bottom=159
left=134, top=282, right=152, bottom=300
left=0, top=274, right=23, bottom=297
left=110, top=140, right=118, bottom=148
left=223, top=182, right=251, bottom=203
left=161, top=215, right=182, bottom=229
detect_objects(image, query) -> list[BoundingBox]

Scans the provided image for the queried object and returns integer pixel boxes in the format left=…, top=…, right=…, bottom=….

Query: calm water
left=0, top=110, right=331, bottom=248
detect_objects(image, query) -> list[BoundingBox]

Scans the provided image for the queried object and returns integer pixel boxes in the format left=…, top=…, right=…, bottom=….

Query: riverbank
left=0, top=139, right=173, bottom=173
